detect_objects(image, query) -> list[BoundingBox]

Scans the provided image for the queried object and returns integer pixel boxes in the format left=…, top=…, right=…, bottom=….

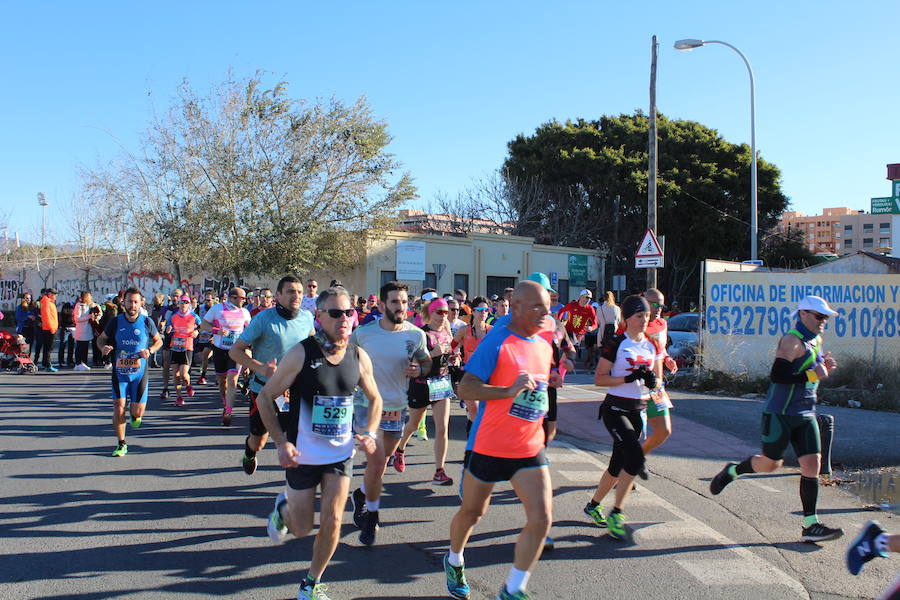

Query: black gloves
left=625, top=366, right=657, bottom=389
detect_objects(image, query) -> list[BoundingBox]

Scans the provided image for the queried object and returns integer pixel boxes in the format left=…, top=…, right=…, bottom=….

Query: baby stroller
left=0, top=330, right=37, bottom=373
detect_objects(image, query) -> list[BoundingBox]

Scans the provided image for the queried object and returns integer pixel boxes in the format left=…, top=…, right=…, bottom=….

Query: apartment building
left=776, top=207, right=861, bottom=255
left=839, top=213, right=899, bottom=254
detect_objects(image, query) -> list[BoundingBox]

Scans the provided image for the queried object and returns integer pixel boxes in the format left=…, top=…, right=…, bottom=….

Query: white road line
left=675, top=559, right=777, bottom=586
left=557, top=470, right=602, bottom=482
left=553, top=441, right=809, bottom=598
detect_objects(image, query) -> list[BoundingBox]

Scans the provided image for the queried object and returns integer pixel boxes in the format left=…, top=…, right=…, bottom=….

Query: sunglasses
left=474, top=307, right=490, bottom=312
left=434, top=310, right=449, bottom=316
left=260, top=294, right=273, bottom=298
left=449, top=307, right=459, bottom=312
left=179, top=300, right=191, bottom=304
left=321, top=308, right=355, bottom=318
left=650, top=302, right=664, bottom=308
left=806, top=311, right=829, bottom=322
left=230, top=294, right=246, bottom=300
left=307, top=284, right=318, bottom=288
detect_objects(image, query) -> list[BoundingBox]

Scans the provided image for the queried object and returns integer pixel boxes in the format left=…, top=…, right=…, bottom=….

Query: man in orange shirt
left=40, top=288, right=59, bottom=372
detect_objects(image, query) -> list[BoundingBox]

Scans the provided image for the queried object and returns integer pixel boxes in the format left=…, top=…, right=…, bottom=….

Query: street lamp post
left=37, top=192, right=49, bottom=247
left=674, top=38, right=758, bottom=262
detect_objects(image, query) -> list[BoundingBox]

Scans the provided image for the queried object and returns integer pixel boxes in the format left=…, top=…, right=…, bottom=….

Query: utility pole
left=612, top=194, right=621, bottom=300
left=647, top=35, right=659, bottom=289
left=37, top=192, right=48, bottom=247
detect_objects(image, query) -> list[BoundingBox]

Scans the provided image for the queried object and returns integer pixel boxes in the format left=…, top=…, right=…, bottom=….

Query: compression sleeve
left=769, top=358, right=808, bottom=384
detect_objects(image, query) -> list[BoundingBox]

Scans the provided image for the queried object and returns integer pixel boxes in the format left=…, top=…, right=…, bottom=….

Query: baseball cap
left=525, top=272, right=556, bottom=293
left=579, top=289, right=592, bottom=298
left=179, top=295, right=191, bottom=302
left=46, top=288, right=58, bottom=295
left=367, top=294, right=377, bottom=301
left=422, top=291, right=439, bottom=301
left=795, top=295, right=837, bottom=317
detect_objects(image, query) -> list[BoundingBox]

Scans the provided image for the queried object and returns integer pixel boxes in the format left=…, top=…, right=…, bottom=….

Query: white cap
left=796, top=295, right=837, bottom=316
left=421, top=291, right=439, bottom=301
left=579, top=289, right=592, bottom=297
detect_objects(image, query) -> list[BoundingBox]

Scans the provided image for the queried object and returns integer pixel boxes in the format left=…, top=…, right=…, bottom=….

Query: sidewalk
left=555, top=373, right=760, bottom=460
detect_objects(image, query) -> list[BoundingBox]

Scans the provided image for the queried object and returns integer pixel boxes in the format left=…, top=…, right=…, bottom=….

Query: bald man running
left=444, top=280, right=556, bottom=600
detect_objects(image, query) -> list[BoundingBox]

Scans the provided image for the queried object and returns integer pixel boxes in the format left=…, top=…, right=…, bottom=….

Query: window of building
left=835, top=232, right=841, bottom=238
left=863, top=223, right=874, bottom=233
left=880, top=223, right=891, bottom=234
left=424, top=272, right=437, bottom=291
left=557, top=279, right=570, bottom=303
left=845, top=239, right=853, bottom=248
left=808, top=224, right=815, bottom=229
left=380, top=270, right=396, bottom=288
left=835, top=242, right=841, bottom=250
left=486, top=276, right=517, bottom=299
left=863, top=238, right=874, bottom=248
left=453, top=273, right=469, bottom=296
left=880, top=238, right=890, bottom=248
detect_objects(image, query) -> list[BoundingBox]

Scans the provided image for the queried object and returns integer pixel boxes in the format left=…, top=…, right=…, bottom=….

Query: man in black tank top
left=255, top=287, right=383, bottom=600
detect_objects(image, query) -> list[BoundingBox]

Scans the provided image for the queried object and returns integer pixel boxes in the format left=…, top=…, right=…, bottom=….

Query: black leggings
left=600, top=401, right=645, bottom=477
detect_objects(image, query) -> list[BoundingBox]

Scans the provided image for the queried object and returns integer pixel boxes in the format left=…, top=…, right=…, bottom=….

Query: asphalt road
left=1, top=368, right=897, bottom=600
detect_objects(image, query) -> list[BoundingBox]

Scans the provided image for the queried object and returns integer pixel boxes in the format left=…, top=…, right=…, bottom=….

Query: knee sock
left=800, top=476, right=819, bottom=526
left=731, top=457, right=755, bottom=478
left=505, top=567, right=530, bottom=593
left=244, top=436, right=256, bottom=459
left=366, top=499, right=380, bottom=512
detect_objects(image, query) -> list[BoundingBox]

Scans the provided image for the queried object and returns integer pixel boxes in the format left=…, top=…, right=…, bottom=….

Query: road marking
left=633, top=521, right=713, bottom=542
left=746, top=480, right=782, bottom=494
left=553, top=441, right=808, bottom=598
left=557, top=470, right=601, bottom=482
left=546, top=451, right=598, bottom=463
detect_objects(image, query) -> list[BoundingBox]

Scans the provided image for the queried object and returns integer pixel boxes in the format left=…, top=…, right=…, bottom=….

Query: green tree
left=502, top=112, right=789, bottom=299
left=84, top=71, right=415, bottom=281
left=760, top=225, right=826, bottom=270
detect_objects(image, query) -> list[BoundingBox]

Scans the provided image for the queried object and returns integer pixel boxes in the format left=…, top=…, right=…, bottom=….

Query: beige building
left=776, top=207, right=861, bottom=255
left=838, top=213, right=897, bottom=254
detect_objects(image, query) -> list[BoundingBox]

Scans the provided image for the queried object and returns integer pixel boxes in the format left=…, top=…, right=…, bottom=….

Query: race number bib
left=509, top=380, right=549, bottom=422
left=650, top=388, right=674, bottom=411
left=274, top=394, right=290, bottom=413
left=116, top=352, right=141, bottom=376
left=171, top=336, right=187, bottom=352
left=219, top=329, right=237, bottom=349
left=381, top=410, right=404, bottom=432
left=197, top=330, right=212, bottom=344
left=311, top=395, right=353, bottom=437
left=427, top=376, right=454, bottom=402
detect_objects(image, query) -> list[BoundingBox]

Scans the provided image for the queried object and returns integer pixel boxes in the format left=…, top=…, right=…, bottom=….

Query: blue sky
left=3, top=1, right=898, bottom=242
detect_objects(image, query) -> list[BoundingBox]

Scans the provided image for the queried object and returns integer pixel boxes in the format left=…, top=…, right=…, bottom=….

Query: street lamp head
left=37, top=192, right=48, bottom=206
left=674, top=39, right=704, bottom=51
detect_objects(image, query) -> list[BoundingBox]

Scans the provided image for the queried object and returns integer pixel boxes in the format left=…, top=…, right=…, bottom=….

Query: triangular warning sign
left=635, top=228, right=663, bottom=257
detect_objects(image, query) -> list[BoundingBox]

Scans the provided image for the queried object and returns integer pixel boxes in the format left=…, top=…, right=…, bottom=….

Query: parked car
left=667, top=312, right=699, bottom=368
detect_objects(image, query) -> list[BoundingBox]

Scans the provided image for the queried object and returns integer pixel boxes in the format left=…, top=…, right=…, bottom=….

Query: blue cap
left=525, top=272, right=556, bottom=293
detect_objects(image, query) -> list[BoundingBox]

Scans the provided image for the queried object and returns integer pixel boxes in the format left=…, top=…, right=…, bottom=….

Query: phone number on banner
left=705, top=305, right=899, bottom=338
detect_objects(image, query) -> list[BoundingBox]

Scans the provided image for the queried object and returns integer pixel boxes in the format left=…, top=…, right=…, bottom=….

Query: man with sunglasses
left=348, top=281, right=431, bottom=546
left=709, top=295, right=843, bottom=542
left=301, top=280, right=319, bottom=315
left=249, top=288, right=275, bottom=317
left=230, top=276, right=315, bottom=475
left=256, top=286, right=382, bottom=600
left=201, top=287, right=251, bottom=426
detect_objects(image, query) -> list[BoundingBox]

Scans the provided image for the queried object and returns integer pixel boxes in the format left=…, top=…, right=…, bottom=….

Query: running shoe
left=267, top=490, right=288, bottom=543
left=416, top=421, right=428, bottom=441
left=46, top=365, right=58, bottom=372
left=222, top=405, right=233, bottom=426
left=297, top=581, right=331, bottom=600
left=175, top=395, right=184, bottom=407
left=432, top=468, right=453, bottom=486
left=130, top=416, right=142, bottom=429
left=111, top=442, right=128, bottom=457
left=351, top=488, right=366, bottom=529
left=197, top=376, right=207, bottom=385
left=543, top=536, right=555, bottom=552
left=583, top=502, right=607, bottom=528
left=497, top=586, right=531, bottom=600
left=387, top=455, right=395, bottom=467
left=186, top=384, right=195, bottom=398
left=394, top=449, right=406, bottom=473
left=709, top=462, right=737, bottom=495
left=801, top=522, right=844, bottom=543
left=159, top=388, right=169, bottom=400
left=607, top=511, right=627, bottom=540
left=847, top=521, right=887, bottom=575
left=359, top=510, right=379, bottom=546
left=443, top=552, right=470, bottom=599
left=242, top=454, right=257, bottom=475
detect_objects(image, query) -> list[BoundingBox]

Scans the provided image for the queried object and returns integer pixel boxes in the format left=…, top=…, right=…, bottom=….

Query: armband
left=769, top=358, right=808, bottom=384
left=805, top=370, right=819, bottom=384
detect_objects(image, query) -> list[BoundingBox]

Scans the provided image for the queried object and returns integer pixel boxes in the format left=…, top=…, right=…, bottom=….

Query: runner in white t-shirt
left=200, top=288, right=251, bottom=426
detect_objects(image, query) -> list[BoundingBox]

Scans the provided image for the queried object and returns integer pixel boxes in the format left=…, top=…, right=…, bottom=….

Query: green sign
left=871, top=196, right=900, bottom=214
left=568, top=254, right=588, bottom=287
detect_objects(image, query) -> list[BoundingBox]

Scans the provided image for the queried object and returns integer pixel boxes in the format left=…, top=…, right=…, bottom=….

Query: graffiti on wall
left=202, top=276, right=245, bottom=296
left=127, top=270, right=191, bottom=300
left=53, top=275, right=126, bottom=302
left=0, top=279, right=26, bottom=312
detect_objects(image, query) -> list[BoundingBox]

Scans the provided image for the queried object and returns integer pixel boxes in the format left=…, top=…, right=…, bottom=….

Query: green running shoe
left=297, top=581, right=332, bottom=600
left=111, top=442, right=128, bottom=457
left=130, top=416, right=142, bottom=429
left=497, top=585, right=531, bottom=599
left=583, top=502, right=607, bottom=528
left=443, top=552, right=470, bottom=599
left=607, top=511, right=626, bottom=540
left=416, top=420, right=428, bottom=441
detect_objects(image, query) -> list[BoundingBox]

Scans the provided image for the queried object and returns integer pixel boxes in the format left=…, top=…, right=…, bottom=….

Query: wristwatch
left=363, top=431, right=377, bottom=439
